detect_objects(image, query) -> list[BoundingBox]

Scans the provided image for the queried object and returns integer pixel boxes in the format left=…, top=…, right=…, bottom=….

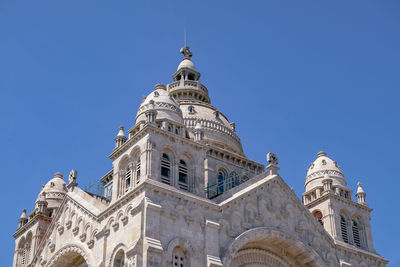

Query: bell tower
left=302, top=151, right=376, bottom=252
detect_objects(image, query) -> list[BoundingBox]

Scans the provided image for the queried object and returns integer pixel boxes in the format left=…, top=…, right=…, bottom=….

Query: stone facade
left=12, top=47, right=388, bottom=267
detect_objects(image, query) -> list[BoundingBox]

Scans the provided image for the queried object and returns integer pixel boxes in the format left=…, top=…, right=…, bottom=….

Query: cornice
left=13, top=214, right=51, bottom=238
left=109, top=123, right=207, bottom=160
left=335, top=240, right=388, bottom=264
left=306, top=192, right=372, bottom=212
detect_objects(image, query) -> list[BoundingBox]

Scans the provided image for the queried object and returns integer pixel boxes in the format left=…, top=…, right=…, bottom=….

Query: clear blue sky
left=1, top=1, right=399, bottom=265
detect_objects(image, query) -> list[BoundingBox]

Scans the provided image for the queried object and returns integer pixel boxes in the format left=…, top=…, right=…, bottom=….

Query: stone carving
left=68, top=170, right=78, bottom=184
left=180, top=46, right=193, bottom=60
left=267, top=152, right=278, bottom=165
left=57, top=225, right=64, bottom=235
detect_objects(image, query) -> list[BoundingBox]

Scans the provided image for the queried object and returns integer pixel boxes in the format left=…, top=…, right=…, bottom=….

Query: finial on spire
left=356, top=181, right=367, bottom=205
left=180, top=46, right=192, bottom=60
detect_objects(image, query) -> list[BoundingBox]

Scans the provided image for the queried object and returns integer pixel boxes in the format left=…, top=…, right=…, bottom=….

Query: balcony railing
left=205, top=174, right=251, bottom=199
left=84, top=181, right=111, bottom=201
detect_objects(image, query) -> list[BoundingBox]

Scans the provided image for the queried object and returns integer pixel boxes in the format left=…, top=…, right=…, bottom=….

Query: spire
left=356, top=182, right=367, bottom=205
left=171, top=47, right=210, bottom=103
left=115, top=126, right=127, bottom=149
left=18, top=209, right=28, bottom=228
left=117, top=126, right=125, bottom=137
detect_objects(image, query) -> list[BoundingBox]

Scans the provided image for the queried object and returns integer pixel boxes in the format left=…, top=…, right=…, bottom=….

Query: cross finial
left=180, top=46, right=192, bottom=60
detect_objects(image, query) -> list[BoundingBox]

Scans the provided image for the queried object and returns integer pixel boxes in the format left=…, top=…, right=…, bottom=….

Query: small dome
left=135, top=85, right=183, bottom=125
left=307, top=151, right=343, bottom=176
left=180, top=103, right=244, bottom=155
left=36, top=172, right=68, bottom=209
left=305, top=151, right=346, bottom=192
left=177, top=59, right=196, bottom=71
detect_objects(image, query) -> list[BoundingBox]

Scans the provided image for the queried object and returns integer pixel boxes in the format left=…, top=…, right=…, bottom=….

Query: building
left=12, top=47, right=388, bottom=267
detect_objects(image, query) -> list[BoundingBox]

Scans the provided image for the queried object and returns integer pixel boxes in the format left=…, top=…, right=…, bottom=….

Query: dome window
left=154, top=91, right=159, bottom=97
left=322, top=159, right=327, bottom=165
left=188, top=106, right=195, bottom=114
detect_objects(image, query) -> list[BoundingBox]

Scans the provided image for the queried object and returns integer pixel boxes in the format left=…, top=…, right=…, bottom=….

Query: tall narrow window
left=352, top=220, right=361, bottom=247
left=104, top=182, right=113, bottom=200
left=217, top=171, right=225, bottom=194
left=161, top=154, right=171, bottom=185
left=341, top=216, right=349, bottom=243
left=230, top=172, right=239, bottom=189
left=125, top=168, right=131, bottom=190
left=136, top=160, right=141, bottom=184
left=178, top=160, right=188, bottom=191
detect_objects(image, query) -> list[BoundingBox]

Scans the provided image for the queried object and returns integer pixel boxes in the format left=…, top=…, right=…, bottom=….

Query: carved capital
left=112, top=222, right=119, bottom=231
left=121, top=216, right=128, bottom=225
left=79, top=233, right=87, bottom=242
left=57, top=225, right=64, bottom=235
left=72, top=226, right=79, bottom=236
left=49, top=243, right=55, bottom=252
left=87, top=239, right=94, bottom=249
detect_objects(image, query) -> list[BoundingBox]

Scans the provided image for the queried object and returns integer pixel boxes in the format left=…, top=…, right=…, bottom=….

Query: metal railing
left=205, top=173, right=251, bottom=199
left=84, top=181, right=111, bottom=201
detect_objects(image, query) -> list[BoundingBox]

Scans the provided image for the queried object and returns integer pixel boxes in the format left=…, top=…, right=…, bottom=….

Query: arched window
left=217, top=170, right=227, bottom=194
left=312, top=210, right=323, bottom=226
left=161, top=154, right=171, bottom=185
left=17, top=234, right=32, bottom=267
left=136, top=160, right=141, bottom=184
left=125, top=167, right=131, bottom=190
left=352, top=220, right=361, bottom=247
left=178, top=160, right=188, bottom=191
left=17, top=238, right=25, bottom=266
left=341, top=216, right=349, bottom=243
left=229, top=172, right=239, bottom=189
left=113, top=249, right=125, bottom=267
left=172, top=246, right=188, bottom=267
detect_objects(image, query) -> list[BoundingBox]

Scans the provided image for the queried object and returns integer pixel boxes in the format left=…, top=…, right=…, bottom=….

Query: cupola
left=35, top=173, right=68, bottom=214
left=168, top=47, right=210, bottom=104
left=305, top=151, right=346, bottom=192
left=136, top=84, right=183, bottom=126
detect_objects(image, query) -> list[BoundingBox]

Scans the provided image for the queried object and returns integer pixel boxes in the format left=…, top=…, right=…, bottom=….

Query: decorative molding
left=47, top=244, right=90, bottom=267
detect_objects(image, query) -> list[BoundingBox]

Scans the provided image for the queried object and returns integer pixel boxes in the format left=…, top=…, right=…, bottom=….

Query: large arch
left=47, top=244, right=93, bottom=267
left=223, top=227, right=329, bottom=267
